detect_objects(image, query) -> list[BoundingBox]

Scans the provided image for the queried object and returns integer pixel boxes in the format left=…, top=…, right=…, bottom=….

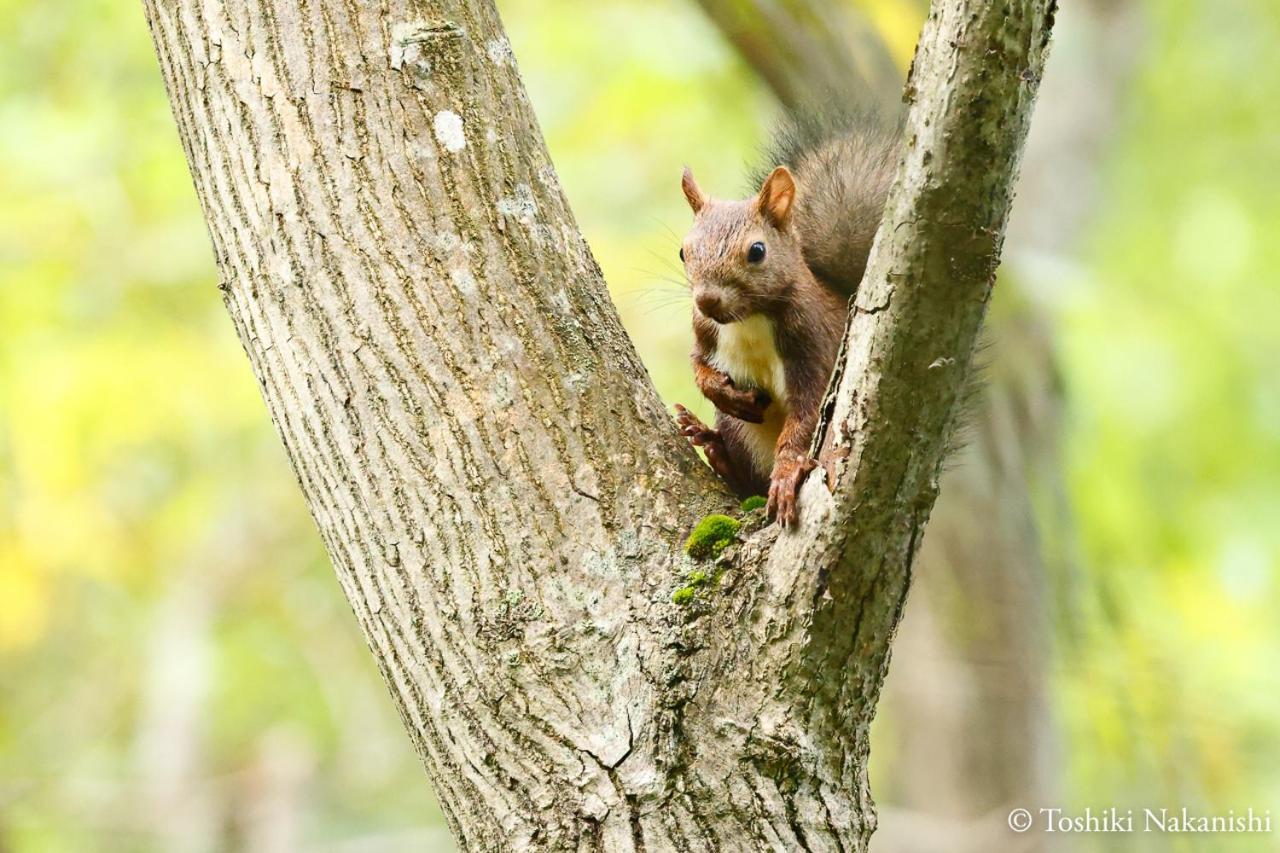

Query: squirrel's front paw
left=706, top=379, right=771, bottom=424
left=767, top=453, right=817, bottom=527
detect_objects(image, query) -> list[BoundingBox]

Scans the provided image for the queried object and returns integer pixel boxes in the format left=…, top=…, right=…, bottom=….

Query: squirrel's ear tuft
left=756, top=166, right=796, bottom=229
left=682, top=167, right=707, bottom=215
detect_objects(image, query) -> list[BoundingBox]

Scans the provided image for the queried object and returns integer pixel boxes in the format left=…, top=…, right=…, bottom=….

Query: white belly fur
left=708, top=315, right=788, bottom=475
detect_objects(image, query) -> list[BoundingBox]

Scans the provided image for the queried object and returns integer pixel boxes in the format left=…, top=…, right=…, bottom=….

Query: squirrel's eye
left=679, top=247, right=686, bottom=263
left=747, top=242, right=766, bottom=263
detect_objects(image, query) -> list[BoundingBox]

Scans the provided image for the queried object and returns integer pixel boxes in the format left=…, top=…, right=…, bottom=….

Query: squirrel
left=674, top=113, right=899, bottom=525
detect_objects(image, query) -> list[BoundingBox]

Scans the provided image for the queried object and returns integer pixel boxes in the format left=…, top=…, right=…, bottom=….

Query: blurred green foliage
left=1053, top=0, right=1280, bottom=840
left=0, top=0, right=449, bottom=847
left=0, top=0, right=1276, bottom=850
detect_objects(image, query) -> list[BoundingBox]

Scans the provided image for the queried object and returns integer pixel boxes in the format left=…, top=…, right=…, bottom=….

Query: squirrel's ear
left=682, top=166, right=707, bottom=215
left=756, top=166, right=796, bottom=229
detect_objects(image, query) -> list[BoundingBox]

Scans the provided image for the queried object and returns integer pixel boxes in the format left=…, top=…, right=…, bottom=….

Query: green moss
left=672, top=586, right=697, bottom=606
left=687, top=570, right=709, bottom=587
left=684, top=514, right=741, bottom=560
left=740, top=495, right=767, bottom=513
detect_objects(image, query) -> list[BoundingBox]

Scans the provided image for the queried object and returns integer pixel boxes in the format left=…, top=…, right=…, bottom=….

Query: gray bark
left=142, top=0, right=1055, bottom=849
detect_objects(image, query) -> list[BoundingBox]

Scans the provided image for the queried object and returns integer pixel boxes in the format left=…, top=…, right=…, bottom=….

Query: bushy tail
left=751, top=106, right=901, bottom=298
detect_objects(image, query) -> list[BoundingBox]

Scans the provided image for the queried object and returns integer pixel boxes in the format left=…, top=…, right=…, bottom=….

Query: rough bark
left=142, top=0, right=1054, bottom=849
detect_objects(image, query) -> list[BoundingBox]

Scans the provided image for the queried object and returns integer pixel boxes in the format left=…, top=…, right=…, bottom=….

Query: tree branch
left=793, top=0, right=1056, bottom=699
left=142, top=0, right=1054, bottom=847
left=675, top=0, right=1057, bottom=840
left=693, top=4, right=1080, bottom=846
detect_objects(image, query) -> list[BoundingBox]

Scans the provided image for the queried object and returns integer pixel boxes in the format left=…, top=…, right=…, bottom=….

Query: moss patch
left=684, top=514, right=741, bottom=560
left=740, top=495, right=767, bottom=513
left=671, top=566, right=722, bottom=606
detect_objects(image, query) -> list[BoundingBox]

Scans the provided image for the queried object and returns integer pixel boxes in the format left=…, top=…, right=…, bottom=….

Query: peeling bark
left=142, top=0, right=1054, bottom=849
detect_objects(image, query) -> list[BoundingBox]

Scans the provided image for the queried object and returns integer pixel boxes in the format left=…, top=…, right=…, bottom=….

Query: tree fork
left=142, top=0, right=1054, bottom=849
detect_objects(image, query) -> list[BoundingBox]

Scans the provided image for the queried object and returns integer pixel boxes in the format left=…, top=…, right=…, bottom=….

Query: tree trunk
left=875, top=4, right=1142, bottom=850
left=686, top=5, right=1143, bottom=849
left=682, top=5, right=1068, bottom=849
left=142, top=0, right=1055, bottom=849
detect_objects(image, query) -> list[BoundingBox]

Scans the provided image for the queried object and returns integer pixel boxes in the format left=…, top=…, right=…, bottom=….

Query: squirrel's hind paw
left=674, top=405, right=736, bottom=482
left=675, top=404, right=716, bottom=444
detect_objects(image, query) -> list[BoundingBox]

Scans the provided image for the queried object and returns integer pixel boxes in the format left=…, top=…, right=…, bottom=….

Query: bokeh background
left=2, top=0, right=1278, bottom=850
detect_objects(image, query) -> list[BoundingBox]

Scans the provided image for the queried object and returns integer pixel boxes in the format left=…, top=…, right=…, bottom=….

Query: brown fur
left=676, top=120, right=898, bottom=524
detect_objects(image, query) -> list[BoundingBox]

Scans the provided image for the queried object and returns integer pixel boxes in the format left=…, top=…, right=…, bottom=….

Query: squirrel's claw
left=674, top=404, right=717, bottom=447
left=767, top=455, right=816, bottom=527
left=674, top=405, right=736, bottom=482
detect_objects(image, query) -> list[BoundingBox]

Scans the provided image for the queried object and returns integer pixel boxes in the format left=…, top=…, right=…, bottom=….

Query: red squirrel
left=675, top=117, right=898, bottom=525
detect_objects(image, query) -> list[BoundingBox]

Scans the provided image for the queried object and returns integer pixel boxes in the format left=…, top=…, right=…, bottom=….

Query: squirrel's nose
left=695, top=292, right=725, bottom=321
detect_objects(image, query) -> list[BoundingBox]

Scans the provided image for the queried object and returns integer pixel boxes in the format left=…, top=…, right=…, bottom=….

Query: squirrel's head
left=679, top=166, right=808, bottom=325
